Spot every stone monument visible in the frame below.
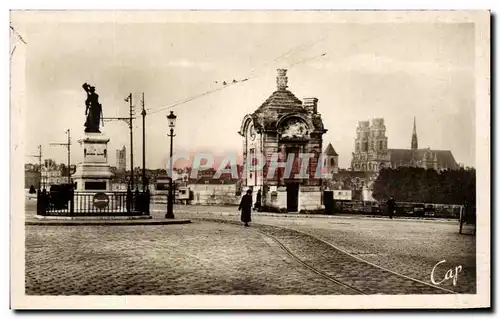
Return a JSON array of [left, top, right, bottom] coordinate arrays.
[[239, 69, 327, 213], [34, 83, 155, 219], [72, 83, 113, 191]]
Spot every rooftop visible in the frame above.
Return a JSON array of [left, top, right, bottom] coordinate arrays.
[[324, 143, 338, 156], [388, 149, 458, 170]]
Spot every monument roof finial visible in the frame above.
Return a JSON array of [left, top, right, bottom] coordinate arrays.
[[276, 69, 288, 91]]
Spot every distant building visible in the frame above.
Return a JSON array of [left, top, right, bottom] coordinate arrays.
[[25, 170, 40, 189], [323, 143, 339, 175], [351, 117, 458, 172], [116, 146, 126, 171], [25, 164, 40, 189], [40, 159, 65, 189], [198, 168, 217, 179], [324, 170, 377, 201], [188, 178, 242, 206]]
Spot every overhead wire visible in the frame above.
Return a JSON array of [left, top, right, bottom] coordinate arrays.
[[248, 34, 327, 76], [10, 24, 27, 62], [146, 53, 326, 116], [146, 35, 329, 116], [10, 25, 27, 44]]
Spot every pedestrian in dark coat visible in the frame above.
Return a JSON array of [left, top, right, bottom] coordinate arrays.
[[254, 189, 262, 212], [387, 196, 395, 219], [239, 189, 253, 226]]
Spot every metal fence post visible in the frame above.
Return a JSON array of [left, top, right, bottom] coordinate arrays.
[[126, 186, 132, 213], [134, 188, 139, 213], [36, 189, 40, 215], [69, 189, 74, 217], [40, 189, 48, 216], [459, 205, 463, 234], [145, 187, 150, 215]]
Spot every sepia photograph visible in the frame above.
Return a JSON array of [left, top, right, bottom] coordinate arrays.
[[9, 10, 490, 310]]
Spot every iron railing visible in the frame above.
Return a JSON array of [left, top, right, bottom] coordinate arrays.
[[331, 200, 466, 219], [36, 188, 150, 217]]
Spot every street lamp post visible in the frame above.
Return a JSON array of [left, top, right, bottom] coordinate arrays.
[[165, 111, 177, 219], [141, 93, 147, 191]]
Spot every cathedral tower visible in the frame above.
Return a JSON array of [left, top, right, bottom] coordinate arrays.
[[351, 119, 390, 172], [411, 116, 418, 150], [370, 118, 388, 154]]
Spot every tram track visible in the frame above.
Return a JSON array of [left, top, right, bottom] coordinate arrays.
[[256, 228, 367, 295], [191, 216, 459, 295], [279, 225, 459, 295], [265, 224, 458, 294]]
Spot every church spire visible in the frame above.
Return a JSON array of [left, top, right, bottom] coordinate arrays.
[[411, 116, 418, 150]]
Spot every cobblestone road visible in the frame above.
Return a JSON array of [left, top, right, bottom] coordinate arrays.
[[158, 205, 476, 294], [26, 222, 362, 295], [24, 200, 476, 295]]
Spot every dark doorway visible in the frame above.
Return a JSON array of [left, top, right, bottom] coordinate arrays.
[[286, 183, 299, 212], [323, 190, 334, 214]]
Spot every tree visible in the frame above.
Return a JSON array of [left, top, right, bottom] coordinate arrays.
[[372, 167, 476, 205]]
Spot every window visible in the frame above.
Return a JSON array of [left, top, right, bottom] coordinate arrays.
[[330, 158, 335, 166], [249, 148, 256, 168], [363, 141, 368, 152], [156, 182, 169, 190]]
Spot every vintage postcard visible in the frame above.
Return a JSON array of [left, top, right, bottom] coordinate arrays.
[[10, 10, 490, 309]]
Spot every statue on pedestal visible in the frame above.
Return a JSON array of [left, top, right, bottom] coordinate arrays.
[[82, 83, 103, 133]]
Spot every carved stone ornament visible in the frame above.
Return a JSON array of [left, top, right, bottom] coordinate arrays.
[[278, 118, 310, 140]]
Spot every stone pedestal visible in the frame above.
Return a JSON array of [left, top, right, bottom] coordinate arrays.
[[72, 133, 113, 191]]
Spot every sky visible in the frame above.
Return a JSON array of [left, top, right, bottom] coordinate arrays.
[[14, 13, 476, 170]]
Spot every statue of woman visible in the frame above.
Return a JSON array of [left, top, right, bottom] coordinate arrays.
[[82, 83, 102, 133]]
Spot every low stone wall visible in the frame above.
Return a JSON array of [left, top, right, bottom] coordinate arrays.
[[149, 183, 241, 206], [298, 187, 323, 211], [191, 190, 240, 206]]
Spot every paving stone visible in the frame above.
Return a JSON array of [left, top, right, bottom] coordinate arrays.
[[26, 222, 354, 295], [24, 201, 475, 295], [172, 208, 475, 294]]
